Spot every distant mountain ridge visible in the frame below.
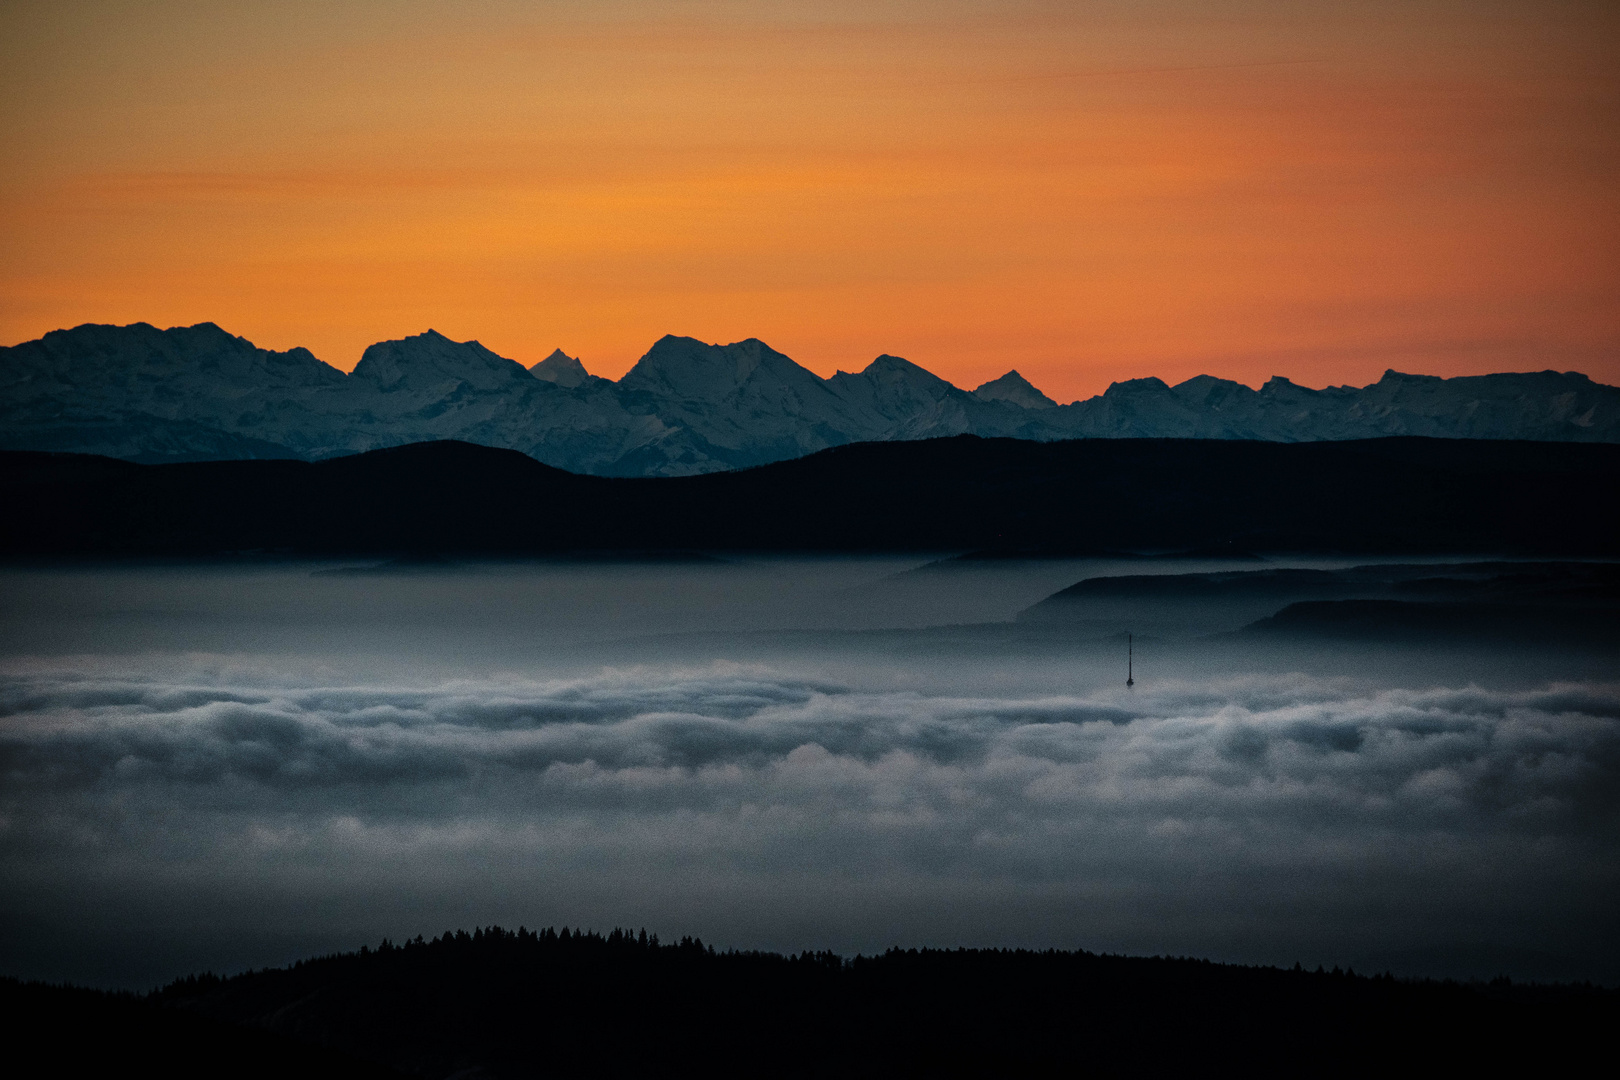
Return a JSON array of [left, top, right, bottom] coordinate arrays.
[[2, 321, 1616, 476]]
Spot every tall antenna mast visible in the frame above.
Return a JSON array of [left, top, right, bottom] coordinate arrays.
[[1126, 632, 1134, 689]]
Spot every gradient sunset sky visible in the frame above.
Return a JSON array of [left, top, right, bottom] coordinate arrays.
[[2, 0, 1615, 400]]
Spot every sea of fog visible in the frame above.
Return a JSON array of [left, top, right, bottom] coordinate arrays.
[[1, 555, 1616, 988]]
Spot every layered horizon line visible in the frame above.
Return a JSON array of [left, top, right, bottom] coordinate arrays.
[[5, 318, 1617, 476], [22, 319, 1612, 407]]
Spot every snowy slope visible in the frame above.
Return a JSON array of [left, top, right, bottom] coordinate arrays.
[[0, 322, 346, 460], [3, 321, 1617, 475], [529, 349, 595, 388]]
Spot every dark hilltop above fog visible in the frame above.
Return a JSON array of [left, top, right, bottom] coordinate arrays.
[[2, 321, 1617, 476], [1020, 560, 1620, 646]]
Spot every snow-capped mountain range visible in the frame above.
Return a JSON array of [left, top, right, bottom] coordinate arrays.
[[2, 321, 1616, 475]]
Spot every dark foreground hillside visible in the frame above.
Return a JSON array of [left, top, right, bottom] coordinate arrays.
[[0, 978, 407, 1078], [16, 928, 1611, 1078], [3, 435, 1618, 556]]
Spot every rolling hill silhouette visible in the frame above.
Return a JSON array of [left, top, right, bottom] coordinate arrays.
[[3, 435, 1616, 557]]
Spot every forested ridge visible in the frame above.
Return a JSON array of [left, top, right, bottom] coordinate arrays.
[[11, 926, 1613, 1077]]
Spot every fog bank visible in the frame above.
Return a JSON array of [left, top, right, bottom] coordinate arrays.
[[1, 560, 1615, 987]]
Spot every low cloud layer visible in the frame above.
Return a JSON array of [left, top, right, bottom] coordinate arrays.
[[4, 659, 1617, 984], [5, 664, 1617, 824]]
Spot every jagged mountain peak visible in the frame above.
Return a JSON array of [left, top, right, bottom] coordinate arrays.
[[43, 320, 241, 355], [165, 320, 230, 339], [7, 320, 344, 388], [1169, 375, 1257, 408], [1103, 376, 1173, 396], [1376, 369, 1443, 386], [530, 348, 591, 388], [1379, 368, 1593, 391], [1173, 374, 1241, 391], [973, 370, 1057, 409], [1258, 376, 1325, 400], [351, 330, 531, 392], [5, 320, 1619, 474], [619, 335, 815, 400], [860, 354, 955, 390]]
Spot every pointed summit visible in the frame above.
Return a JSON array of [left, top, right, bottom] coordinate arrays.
[[530, 348, 591, 388], [824, 354, 976, 435], [858, 355, 957, 395], [973, 370, 1057, 409]]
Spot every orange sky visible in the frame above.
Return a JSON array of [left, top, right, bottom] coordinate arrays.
[[1, 0, 1616, 401]]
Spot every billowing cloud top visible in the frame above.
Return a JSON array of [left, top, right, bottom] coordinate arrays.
[[4, 659, 1617, 984]]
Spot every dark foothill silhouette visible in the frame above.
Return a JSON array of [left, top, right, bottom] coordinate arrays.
[[2, 435, 1617, 558], [12, 927, 1609, 1078]]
